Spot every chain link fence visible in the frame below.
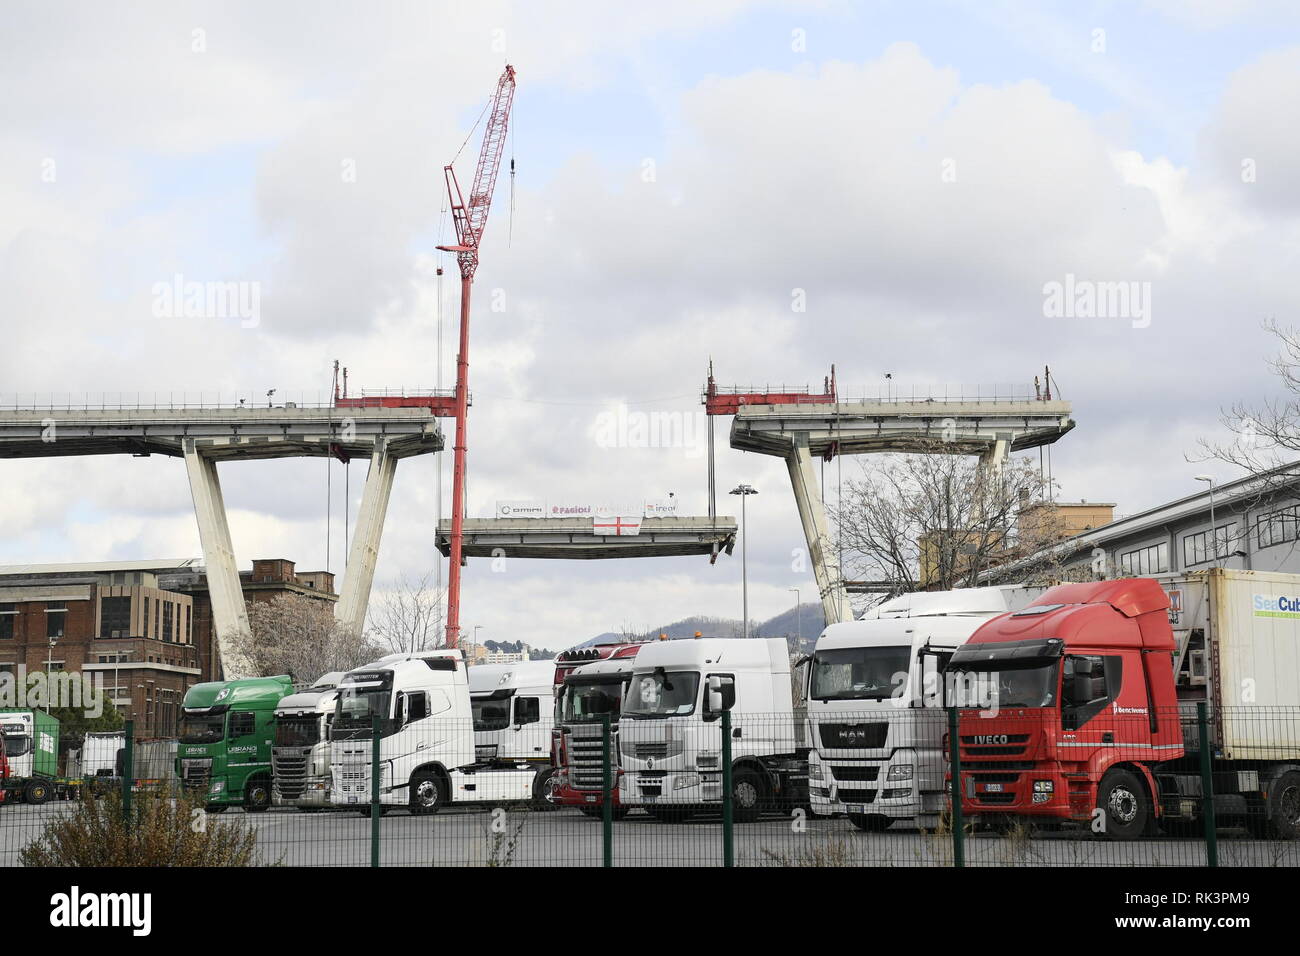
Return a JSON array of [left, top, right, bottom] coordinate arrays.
[[3, 707, 1298, 867]]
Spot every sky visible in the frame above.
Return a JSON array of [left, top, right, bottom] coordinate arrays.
[[3, 0, 1300, 651]]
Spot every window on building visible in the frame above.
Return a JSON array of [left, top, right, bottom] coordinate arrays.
[[1256, 505, 1300, 549], [100, 596, 131, 638], [163, 602, 174, 642], [0, 603, 14, 640], [143, 597, 150, 637], [154, 600, 160, 639], [1119, 542, 1169, 575], [185, 605, 191, 643], [46, 603, 66, 639], [1183, 523, 1238, 567]]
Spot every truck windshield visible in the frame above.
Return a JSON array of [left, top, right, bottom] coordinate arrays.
[[810, 646, 909, 701], [623, 672, 701, 718], [334, 686, 391, 730], [951, 662, 1059, 709], [274, 716, 320, 747], [562, 680, 623, 721], [472, 699, 511, 732], [179, 716, 224, 744], [3, 734, 31, 757]]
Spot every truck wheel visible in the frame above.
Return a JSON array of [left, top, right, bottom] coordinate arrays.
[[409, 771, 445, 815], [1260, 771, 1300, 840], [243, 778, 272, 812], [24, 780, 52, 805], [731, 770, 766, 823], [532, 768, 559, 811], [1096, 769, 1149, 841], [848, 813, 892, 832], [647, 806, 692, 823]]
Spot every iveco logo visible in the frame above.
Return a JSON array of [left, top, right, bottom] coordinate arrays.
[[972, 735, 1009, 745]]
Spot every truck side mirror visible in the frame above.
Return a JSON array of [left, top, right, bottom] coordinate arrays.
[[706, 675, 736, 716]]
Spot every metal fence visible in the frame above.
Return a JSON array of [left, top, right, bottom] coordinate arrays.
[[4, 707, 1299, 867]]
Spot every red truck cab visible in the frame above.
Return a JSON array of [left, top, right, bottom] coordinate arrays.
[[550, 642, 646, 815], [946, 578, 1183, 839]]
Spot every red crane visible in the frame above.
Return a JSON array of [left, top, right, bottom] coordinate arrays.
[[437, 64, 517, 649]]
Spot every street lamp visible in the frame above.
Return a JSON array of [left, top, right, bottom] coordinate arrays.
[[730, 484, 758, 639], [788, 587, 801, 647], [1194, 475, 1218, 564]]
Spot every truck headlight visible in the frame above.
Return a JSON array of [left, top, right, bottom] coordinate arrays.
[[673, 772, 700, 791], [209, 780, 225, 794], [887, 764, 913, 781], [809, 763, 824, 781], [1033, 780, 1053, 793]]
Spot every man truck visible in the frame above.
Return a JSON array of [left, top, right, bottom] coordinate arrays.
[[551, 644, 644, 816], [618, 636, 807, 823], [177, 675, 294, 812], [329, 650, 539, 814], [947, 570, 1300, 840], [808, 586, 1038, 832], [271, 672, 343, 810]]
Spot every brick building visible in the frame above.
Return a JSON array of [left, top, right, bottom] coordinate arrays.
[[0, 557, 337, 737]]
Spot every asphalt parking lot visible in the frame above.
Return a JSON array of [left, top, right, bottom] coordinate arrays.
[[2, 800, 1296, 867]]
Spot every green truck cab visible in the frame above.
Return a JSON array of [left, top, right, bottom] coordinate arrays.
[[177, 676, 293, 812]]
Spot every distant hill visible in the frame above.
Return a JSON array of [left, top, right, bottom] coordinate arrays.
[[575, 603, 826, 655]]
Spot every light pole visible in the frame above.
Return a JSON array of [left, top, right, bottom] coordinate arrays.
[[1195, 475, 1218, 565], [788, 587, 801, 648], [730, 484, 758, 638]]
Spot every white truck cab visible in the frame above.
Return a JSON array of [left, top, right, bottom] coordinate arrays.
[[468, 661, 556, 766], [272, 671, 343, 809], [617, 637, 806, 823], [329, 651, 537, 813], [807, 585, 1039, 831]]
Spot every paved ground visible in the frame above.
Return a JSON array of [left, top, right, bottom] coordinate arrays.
[[2, 801, 1296, 867]]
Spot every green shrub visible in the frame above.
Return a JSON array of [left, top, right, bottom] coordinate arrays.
[[20, 787, 271, 867]]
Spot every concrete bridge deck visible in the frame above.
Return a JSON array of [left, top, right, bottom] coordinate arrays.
[[729, 399, 1074, 457], [0, 406, 441, 460], [436, 516, 737, 560]]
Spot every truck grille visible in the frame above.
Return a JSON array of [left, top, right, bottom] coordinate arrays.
[[960, 734, 1030, 757], [180, 758, 211, 792], [566, 727, 613, 791], [818, 722, 888, 749], [835, 788, 877, 804], [830, 765, 879, 782], [272, 748, 309, 799]]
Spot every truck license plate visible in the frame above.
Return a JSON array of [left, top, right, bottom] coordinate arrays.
[[348, 796, 358, 804], [585, 795, 596, 803], [846, 804, 865, 814], [984, 783, 1003, 793]]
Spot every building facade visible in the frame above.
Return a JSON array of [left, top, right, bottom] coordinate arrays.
[[0, 556, 337, 737], [988, 466, 1300, 584]]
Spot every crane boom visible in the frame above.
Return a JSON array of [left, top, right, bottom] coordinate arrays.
[[438, 64, 517, 649]]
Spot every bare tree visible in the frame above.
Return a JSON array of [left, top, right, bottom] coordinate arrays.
[[1201, 319, 1300, 500], [238, 594, 384, 683], [368, 571, 446, 655], [832, 448, 1068, 596]]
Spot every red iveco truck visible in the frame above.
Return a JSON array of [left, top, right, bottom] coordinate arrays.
[[550, 641, 646, 815], [946, 573, 1300, 840]]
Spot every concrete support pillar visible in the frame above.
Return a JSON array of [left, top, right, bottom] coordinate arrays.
[[337, 443, 397, 639], [786, 435, 849, 626], [183, 442, 254, 680], [977, 437, 1009, 480]]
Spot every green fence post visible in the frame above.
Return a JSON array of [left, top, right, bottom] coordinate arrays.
[[1197, 702, 1218, 867], [121, 719, 134, 830], [721, 708, 734, 868], [371, 715, 381, 868], [947, 707, 964, 868], [601, 714, 613, 868]]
